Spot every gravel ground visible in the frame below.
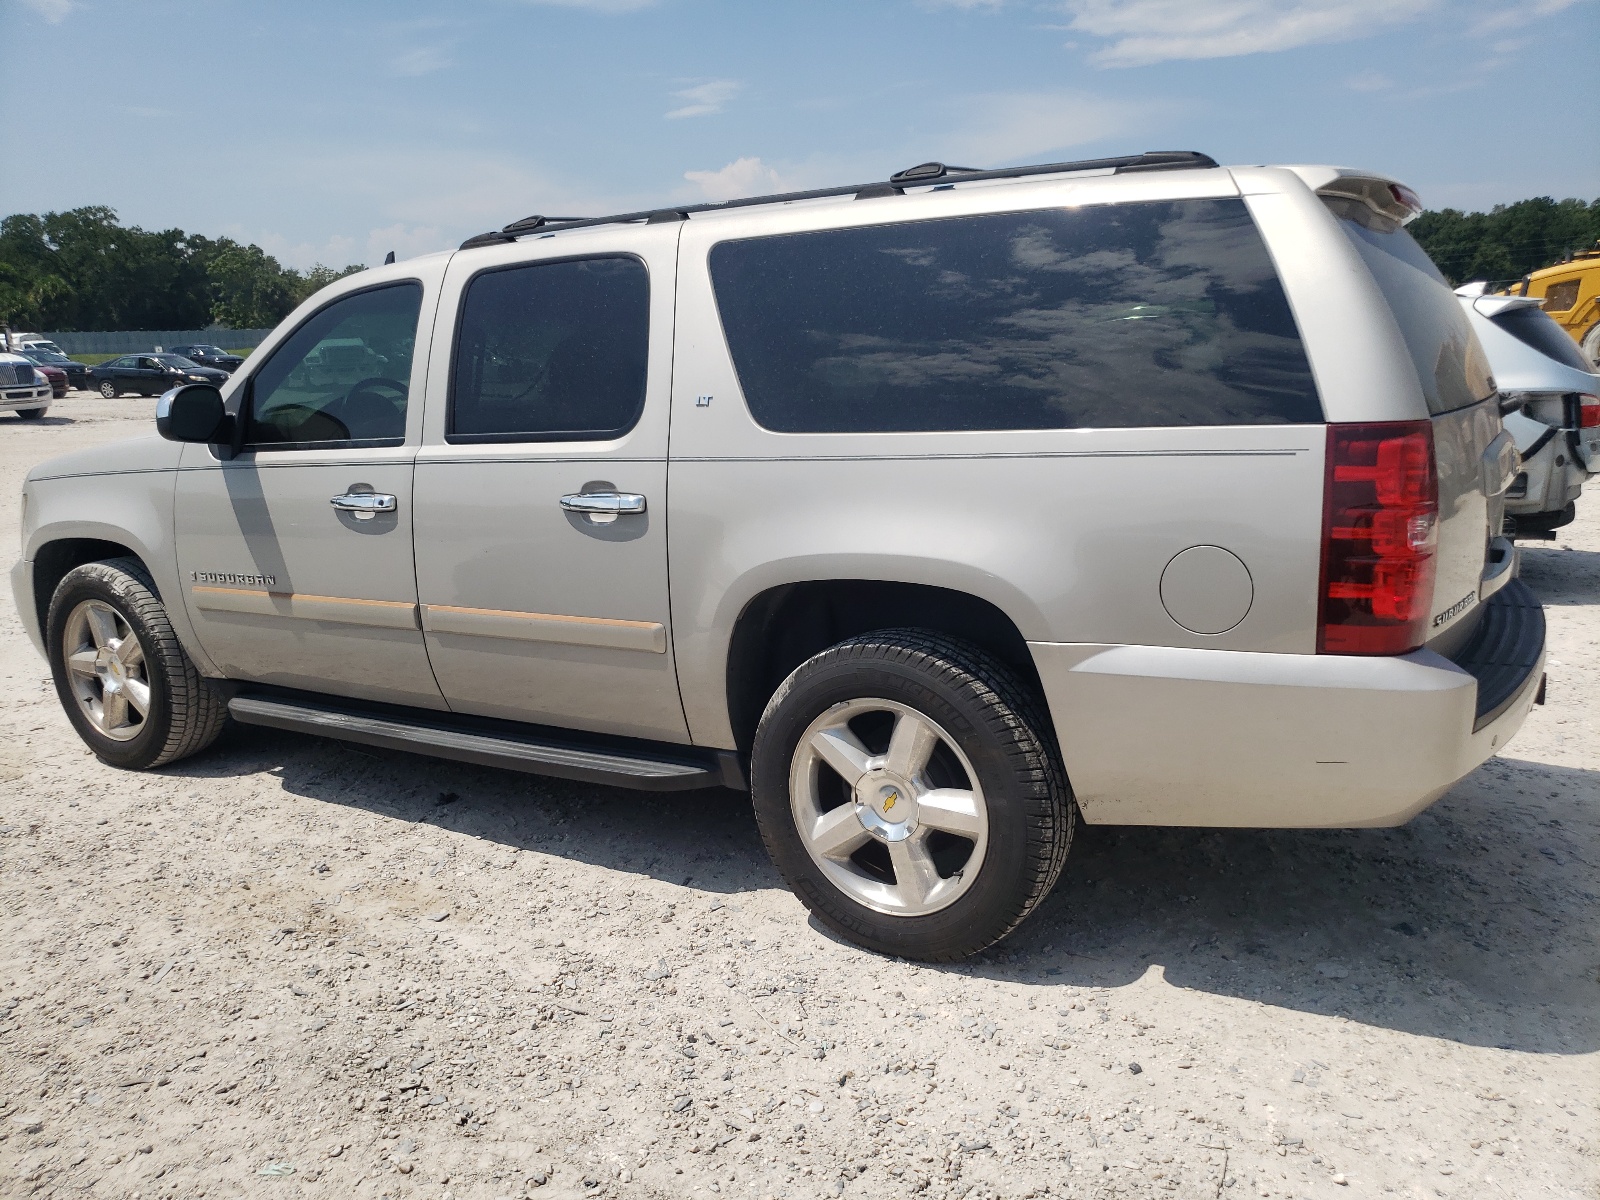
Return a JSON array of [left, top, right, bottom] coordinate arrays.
[[0, 393, 1595, 1200]]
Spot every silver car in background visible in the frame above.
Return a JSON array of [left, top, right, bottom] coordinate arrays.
[[1457, 285, 1600, 537]]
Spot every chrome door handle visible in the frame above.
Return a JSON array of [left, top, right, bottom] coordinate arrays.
[[560, 491, 646, 524], [330, 492, 397, 520]]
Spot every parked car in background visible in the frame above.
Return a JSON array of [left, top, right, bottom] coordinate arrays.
[[1508, 243, 1600, 366], [166, 344, 246, 373], [30, 362, 67, 399], [87, 354, 230, 398], [2, 333, 67, 356], [1458, 284, 1600, 537], [0, 353, 51, 419], [18, 349, 89, 392]]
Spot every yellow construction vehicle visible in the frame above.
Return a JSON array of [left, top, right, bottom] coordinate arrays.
[[1511, 244, 1600, 366]]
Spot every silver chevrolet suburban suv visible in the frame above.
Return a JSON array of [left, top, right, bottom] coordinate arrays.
[[12, 152, 1547, 961]]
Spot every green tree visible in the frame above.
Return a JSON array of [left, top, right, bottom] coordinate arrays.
[[0, 206, 365, 331], [1411, 197, 1600, 285]]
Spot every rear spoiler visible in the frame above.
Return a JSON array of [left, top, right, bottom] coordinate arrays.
[[1453, 285, 1546, 318], [1282, 166, 1424, 226]]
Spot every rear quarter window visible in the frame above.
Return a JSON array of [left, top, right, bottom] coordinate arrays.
[[1326, 197, 1495, 415], [708, 197, 1322, 433]]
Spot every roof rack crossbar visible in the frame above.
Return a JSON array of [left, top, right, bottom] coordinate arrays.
[[458, 150, 1218, 249]]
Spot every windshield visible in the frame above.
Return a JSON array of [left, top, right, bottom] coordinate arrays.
[[1490, 307, 1596, 374], [29, 350, 71, 363], [192, 345, 227, 356], [153, 354, 202, 368]]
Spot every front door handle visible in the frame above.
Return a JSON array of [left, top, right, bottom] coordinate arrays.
[[560, 491, 646, 525], [331, 492, 397, 520]]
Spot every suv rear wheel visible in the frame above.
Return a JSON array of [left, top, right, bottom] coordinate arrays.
[[751, 630, 1073, 961], [47, 558, 229, 770]]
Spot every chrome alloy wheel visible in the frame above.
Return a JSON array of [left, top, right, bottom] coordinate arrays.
[[789, 698, 989, 917], [62, 599, 150, 742]]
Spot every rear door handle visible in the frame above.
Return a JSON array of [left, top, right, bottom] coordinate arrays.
[[560, 491, 646, 524], [331, 492, 397, 520]]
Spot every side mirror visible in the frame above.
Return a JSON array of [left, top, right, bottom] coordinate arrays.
[[156, 384, 228, 443]]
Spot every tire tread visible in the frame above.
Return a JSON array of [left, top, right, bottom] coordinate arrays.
[[753, 628, 1074, 961]]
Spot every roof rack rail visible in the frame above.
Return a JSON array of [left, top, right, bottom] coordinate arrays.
[[459, 150, 1218, 249]]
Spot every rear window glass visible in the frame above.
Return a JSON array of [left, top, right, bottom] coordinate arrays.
[[1327, 198, 1495, 415], [1491, 305, 1594, 373], [708, 198, 1322, 433]]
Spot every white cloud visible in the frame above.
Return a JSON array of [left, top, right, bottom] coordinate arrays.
[[1470, 0, 1586, 34], [240, 231, 361, 273], [1061, 0, 1440, 67], [364, 224, 449, 266], [938, 89, 1158, 165], [665, 80, 742, 120], [683, 157, 789, 201], [17, 0, 73, 20], [390, 46, 454, 76]]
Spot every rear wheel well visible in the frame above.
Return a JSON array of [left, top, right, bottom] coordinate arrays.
[[32, 539, 145, 632], [725, 580, 1042, 755]]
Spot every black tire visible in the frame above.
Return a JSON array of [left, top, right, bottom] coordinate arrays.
[[46, 557, 229, 770], [16, 407, 46, 420], [98, 379, 118, 398], [750, 629, 1073, 961]]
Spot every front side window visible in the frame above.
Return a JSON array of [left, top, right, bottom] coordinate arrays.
[[246, 282, 422, 447], [708, 198, 1321, 433], [449, 256, 650, 443]]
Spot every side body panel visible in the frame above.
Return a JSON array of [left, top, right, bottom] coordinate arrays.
[[171, 258, 451, 709], [668, 169, 1334, 751], [411, 225, 690, 742], [18, 435, 217, 674]]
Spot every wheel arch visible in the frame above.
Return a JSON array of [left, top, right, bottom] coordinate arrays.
[[724, 578, 1044, 757], [32, 537, 149, 634]]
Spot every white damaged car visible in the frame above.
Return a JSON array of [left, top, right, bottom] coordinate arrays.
[[1457, 284, 1600, 538]]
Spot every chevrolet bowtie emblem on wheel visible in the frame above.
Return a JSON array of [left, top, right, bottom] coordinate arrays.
[[883, 790, 898, 811]]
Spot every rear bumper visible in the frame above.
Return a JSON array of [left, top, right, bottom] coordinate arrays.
[[1030, 585, 1545, 828]]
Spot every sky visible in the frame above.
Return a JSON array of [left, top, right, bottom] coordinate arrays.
[[1, 0, 1596, 270]]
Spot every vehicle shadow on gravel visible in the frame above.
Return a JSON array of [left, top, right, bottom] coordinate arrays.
[[1519, 543, 1600, 604], [175, 723, 778, 892], [976, 756, 1598, 1056], [174, 726, 1596, 1056]]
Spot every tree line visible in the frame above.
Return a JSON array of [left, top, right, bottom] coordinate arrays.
[[2, 193, 1597, 333], [0, 206, 364, 332], [1409, 195, 1600, 287]]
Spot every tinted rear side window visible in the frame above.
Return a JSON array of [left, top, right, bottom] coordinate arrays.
[[1327, 198, 1495, 415], [1490, 306, 1594, 372], [449, 256, 649, 444], [708, 198, 1321, 433]]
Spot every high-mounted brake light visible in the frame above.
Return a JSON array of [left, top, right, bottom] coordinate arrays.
[[1579, 393, 1600, 429], [1318, 421, 1439, 655], [1388, 182, 1423, 216]]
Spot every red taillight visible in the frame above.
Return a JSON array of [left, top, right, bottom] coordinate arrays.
[[1318, 421, 1439, 655], [1579, 394, 1600, 429]]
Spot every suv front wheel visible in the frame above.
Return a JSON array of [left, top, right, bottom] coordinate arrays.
[[47, 558, 229, 770], [751, 630, 1073, 961]]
